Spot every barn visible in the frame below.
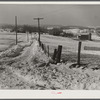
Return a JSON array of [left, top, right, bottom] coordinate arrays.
[[77, 33, 91, 40]]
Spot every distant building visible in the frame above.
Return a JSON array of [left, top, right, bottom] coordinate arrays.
[[62, 28, 91, 40], [79, 29, 89, 33], [62, 28, 80, 35], [47, 27, 54, 30], [77, 33, 91, 40], [5, 28, 12, 32], [0, 29, 4, 32]]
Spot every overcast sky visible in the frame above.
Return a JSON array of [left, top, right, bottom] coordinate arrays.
[[0, 4, 100, 27]]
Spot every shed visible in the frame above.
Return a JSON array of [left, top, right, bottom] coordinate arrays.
[[77, 33, 91, 40]]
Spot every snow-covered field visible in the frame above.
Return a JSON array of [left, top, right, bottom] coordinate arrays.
[[40, 34, 100, 70], [41, 34, 100, 55], [0, 32, 100, 89], [0, 32, 34, 52]]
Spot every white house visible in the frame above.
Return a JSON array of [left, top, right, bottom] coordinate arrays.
[[62, 28, 80, 35], [47, 27, 54, 30]]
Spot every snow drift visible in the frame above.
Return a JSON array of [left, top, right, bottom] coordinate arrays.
[[0, 39, 100, 89]]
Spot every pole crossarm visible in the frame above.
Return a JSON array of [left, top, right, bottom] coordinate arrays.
[[34, 18, 44, 20]]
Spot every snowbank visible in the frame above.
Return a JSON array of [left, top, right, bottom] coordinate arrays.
[[0, 39, 100, 90]]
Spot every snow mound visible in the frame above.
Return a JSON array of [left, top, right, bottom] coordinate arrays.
[[1, 39, 100, 90], [0, 41, 32, 59]]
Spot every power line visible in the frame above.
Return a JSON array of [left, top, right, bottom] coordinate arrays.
[[34, 18, 43, 42]]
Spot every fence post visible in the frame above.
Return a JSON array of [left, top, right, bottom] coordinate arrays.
[[47, 45, 49, 57], [52, 49, 57, 61], [30, 33, 32, 40], [56, 45, 62, 63], [42, 43, 44, 50], [31, 33, 32, 40], [44, 44, 46, 54], [26, 32, 29, 42], [39, 41, 42, 46], [77, 41, 82, 66]]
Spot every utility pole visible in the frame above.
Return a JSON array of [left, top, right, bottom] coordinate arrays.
[[34, 18, 43, 42], [15, 16, 18, 45]]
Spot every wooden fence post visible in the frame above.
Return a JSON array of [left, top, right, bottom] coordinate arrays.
[[26, 32, 29, 42], [52, 49, 57, 61], [42, 43, 44, 50], [39, 41, 42, 46], [89, 33, 92, 41], [56, 45, 62, 63], [77, 41, 82, 66], [31, 33, 32, 40], [44, 44, 46, 54], [47, 45, 49, 57]]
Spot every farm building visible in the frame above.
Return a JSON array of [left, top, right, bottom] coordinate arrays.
[[79, 29, 89, 33], [77, 29, 92, 40], [62, 28, 91, 40], [77, 33, 92, 40], [47, 27, 54, 30]]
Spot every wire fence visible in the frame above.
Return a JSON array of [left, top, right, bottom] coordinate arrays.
[[1, 32, 100, 66], [40, 35, 100, 67]]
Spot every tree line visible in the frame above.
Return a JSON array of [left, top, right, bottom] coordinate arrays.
[[0, 24, 75, 37], [0, 24, 48, 33]]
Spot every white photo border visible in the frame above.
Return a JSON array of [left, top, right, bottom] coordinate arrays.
[[0, 1, 100, 99]]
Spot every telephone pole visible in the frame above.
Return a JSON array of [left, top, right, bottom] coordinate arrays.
[[34, 18, 43, 42], [15, 16, 18, 45]]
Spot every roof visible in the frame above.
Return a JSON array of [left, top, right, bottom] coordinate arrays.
[[75, 32, 89, 36]]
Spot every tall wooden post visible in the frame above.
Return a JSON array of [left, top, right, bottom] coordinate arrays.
[[39, 41, 42, 46], [44, 44, 46, 54], [56, 45, 62, 63], [31, 33, 32, 40], [77, 41, 82, 66], [26, 32, 29, 42], [89, 33, 92, 41], [47, 45, 49, 57], [52, 49, 57, 61], [42, 43, 44, 50]]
